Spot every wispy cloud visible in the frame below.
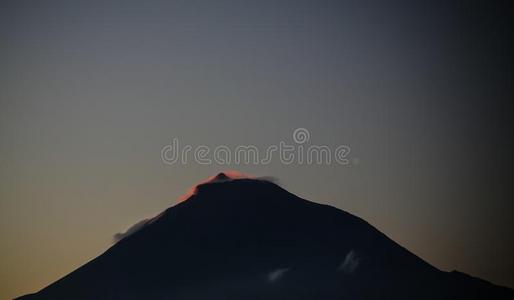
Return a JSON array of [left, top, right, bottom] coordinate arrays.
[[267, 268, 289, 283], [339, 250, 359, 274], [113, 219, 149, 243]]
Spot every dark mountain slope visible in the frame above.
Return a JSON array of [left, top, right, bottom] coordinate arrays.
[[16, 174, 513, 300]]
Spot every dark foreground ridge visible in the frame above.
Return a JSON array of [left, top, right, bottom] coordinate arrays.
[[16, 173, 513, 300]]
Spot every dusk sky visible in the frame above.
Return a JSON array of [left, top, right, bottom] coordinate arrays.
[[1, 1, 512, 299]]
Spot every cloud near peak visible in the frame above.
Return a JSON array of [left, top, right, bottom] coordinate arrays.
[[113, 219, 150, 243]]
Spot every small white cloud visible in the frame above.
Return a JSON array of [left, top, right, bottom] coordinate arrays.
[[113, 219, 149, 243], [339, 250, 359, 274], [267, 268, 289, 283]]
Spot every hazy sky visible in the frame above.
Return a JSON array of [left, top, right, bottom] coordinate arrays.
[[1, 1, 512, 299]]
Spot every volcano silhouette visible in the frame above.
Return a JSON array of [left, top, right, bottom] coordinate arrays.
[[16, 173, 513, 299]]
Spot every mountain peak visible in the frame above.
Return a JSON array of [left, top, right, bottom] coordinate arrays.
[[180, 171, 269, 202], [213, 172, 230, 181], [15, 173, 514, 300]]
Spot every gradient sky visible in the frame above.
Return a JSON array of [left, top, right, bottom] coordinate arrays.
[[1, 0, 513, 299]]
